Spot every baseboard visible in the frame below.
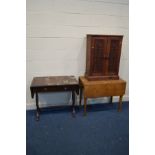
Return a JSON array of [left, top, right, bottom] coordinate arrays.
[[112, 95, 129, 102], [26, 95, 129, 110], [26, 102, 71, 110]]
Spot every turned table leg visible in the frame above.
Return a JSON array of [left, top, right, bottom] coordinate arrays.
[[109, 96, 113, 104], [118, 95, 123, 112], [72, 91, 76, 117], [79, 78, 83, 107], [36, 92, 40, 121]]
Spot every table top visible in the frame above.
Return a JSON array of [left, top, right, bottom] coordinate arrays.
[[31, 76, 78, 87], [79, 76, 126, 85]]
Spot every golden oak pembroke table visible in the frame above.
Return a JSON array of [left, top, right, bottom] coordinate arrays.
[[79, 76, 126, 115]]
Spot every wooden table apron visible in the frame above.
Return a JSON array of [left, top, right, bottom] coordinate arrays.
[[30, 77, 79, 121]]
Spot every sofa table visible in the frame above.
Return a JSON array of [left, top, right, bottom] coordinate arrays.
[[79, 76, 126, 115], [30, 76, 79, 121]]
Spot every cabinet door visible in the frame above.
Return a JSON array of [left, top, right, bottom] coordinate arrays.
[[90, 36, 107, 76], [107, 36, 123, 76]]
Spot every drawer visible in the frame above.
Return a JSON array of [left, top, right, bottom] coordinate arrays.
[[31, 85, 78, 93]]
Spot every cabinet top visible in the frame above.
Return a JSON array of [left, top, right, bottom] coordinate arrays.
[[87, 34, 123, 37]]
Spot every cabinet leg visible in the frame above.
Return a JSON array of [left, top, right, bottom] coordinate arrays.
[[72, 91, 76, 117], [36, 93, 40, 121], [84, 97, 87, 116], [118, 95, 123, 112]]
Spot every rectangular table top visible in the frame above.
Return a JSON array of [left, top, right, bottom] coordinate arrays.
[[79, 76, 126, 97], [31, 76, 78, 87], [79, 76, 126, 86]]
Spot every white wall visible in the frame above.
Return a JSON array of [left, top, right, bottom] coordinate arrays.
[[26, 0, 129, 109]]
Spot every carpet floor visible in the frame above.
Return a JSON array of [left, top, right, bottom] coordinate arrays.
[[26, 102, 129, 155]]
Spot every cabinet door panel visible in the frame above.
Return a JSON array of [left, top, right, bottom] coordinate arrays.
[[90, 37, 107, 76], [108, 37, 122, 76]]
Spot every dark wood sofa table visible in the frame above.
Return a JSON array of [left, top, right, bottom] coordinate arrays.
[[30, 76, 79, 121]]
